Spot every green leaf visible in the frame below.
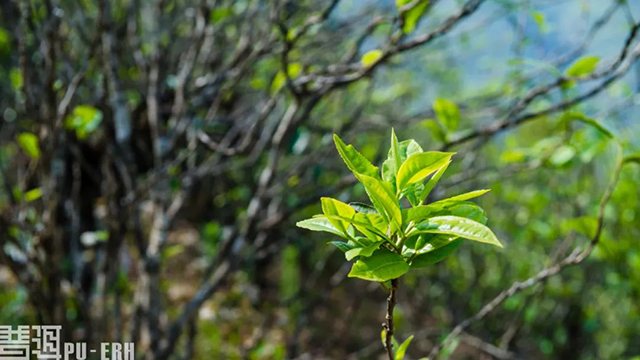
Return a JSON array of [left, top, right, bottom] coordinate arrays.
[[0, 28, 11, 54], [623, 153, 640, 165], [404, 204, 444, 225], [65, 105, 103, 139], [397, 0, 429, 34], [562, 216, 598, 238], [17, 133, 41, 159], [411, 239, 462, 268], [396, 152, 453, 193], [419, 159, 451, 202], [562, 112, 613, 139], [566, 56, 599, 77], [296, 216, 347, 238], [361, 49, 383, 68], [422, 119, 447, 142], [406, 202, 487, 230], [532, 11, 548, 33], [333, 134, 380, 179], [383, 139, 424, 184], [399, 140, 424, 158], [321, 197, 356, 236], [271, 62, 303, 94], [325, 213, 388, 241], [446, 202, 488, 224], [330, 240, 359, 253], [395, 335, 415, 360], [382, 158, 396, 183], [345, 241, 384, 261], [163, 244, 185, 258], [390, 129, 403, 177], [356, 174, 402, 233], [9, 68, 22, 90], [432, 189, 490, 205], [348, 249, 410, 282], [210, 7, 233, 22], [24, 188, 43, 202], [401, 182, 424, 207], [550, 145, 576, 166], [349, 202, 378, 214], [433, 98, 460, 131], [353, 213, 389, 239], [415, 216, 502, 247]]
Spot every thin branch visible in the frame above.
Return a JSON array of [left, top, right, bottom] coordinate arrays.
[[444, 30, 640, 150], [428, 146, 626, 359], [384, 278, 399, 360]]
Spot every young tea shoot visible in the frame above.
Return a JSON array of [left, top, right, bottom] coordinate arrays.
[[297, 129, 503, 359]]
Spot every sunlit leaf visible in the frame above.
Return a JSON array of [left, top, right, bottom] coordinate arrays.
[[361, 49, 383, 68], [566, 56, 599, 77], [432, 189, 490, 205], [396, 152, 453, 193], [296, 216, 347, 238], [383, 138, 424, 184], [24, 188, 43, 202], [397, 0, 429, 34], [65, 105, 103, 139], [532, 11, 548, 33], [333, 134, 380, 179], [17, 133, 41, 159], [356, 174, 402, 233], [419, 160, 451, 202], [390, 129, 403, 177], [271, 62, 303, 94], [325, 213, 388, 240], [321, 197, 356, 236], [404, 204, 444, 225], [415, 216, 502, 247], [348, 249, 410, 282], [395, 335, 414, 360]]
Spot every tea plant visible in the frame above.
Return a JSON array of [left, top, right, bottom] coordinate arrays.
[[297, 130, 502, 359]]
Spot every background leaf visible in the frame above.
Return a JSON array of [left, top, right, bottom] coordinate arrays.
[[566, 56, 599, 77], [433, 98, 460, 132], [16, 133, 41, 159], [361, 49, 383, 68]]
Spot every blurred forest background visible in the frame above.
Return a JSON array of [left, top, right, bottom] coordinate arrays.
[[1, 0, 640, 359]]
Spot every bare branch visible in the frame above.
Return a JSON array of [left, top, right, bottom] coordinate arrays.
[[428, 146, 626, 359]]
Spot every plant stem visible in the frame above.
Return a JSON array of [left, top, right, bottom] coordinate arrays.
[[385, 278, 399, 360]]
